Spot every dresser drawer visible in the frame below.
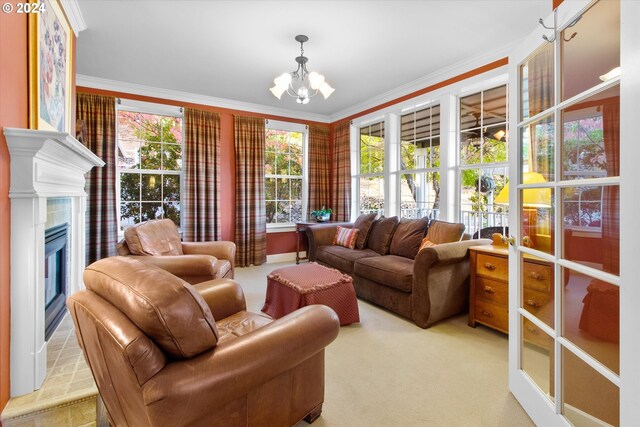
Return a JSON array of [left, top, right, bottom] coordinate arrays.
[[522, 288, 553, 325], [476, 253, 508, 281], [474, 299, 508, 333], [523, 318, 552, 349], [523, 261, 552, 292], [475, 277, 508, 306]]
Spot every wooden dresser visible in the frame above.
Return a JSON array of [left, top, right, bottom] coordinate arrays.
[[468, 245, 553, 347]]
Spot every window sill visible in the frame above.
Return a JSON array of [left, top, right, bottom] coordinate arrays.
[[267, 225, 296, 233]]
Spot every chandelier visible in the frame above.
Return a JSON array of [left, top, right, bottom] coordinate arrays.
[[269, 35, 335, 104]]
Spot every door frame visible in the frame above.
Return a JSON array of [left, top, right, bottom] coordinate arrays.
[[506, 0, 637, 424]]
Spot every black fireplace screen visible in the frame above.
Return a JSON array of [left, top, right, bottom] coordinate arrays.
[[44, 223, 69, 340]]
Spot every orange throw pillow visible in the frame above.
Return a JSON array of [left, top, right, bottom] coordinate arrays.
[[333, 226, 359, 249], [418, 237, 437, 251]]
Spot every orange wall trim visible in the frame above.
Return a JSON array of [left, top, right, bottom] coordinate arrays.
[[553, 0, 564, 10], [335, 57, 509, 126]]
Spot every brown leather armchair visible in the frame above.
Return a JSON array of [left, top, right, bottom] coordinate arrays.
[[68, 256, 340, 427], [116, 219, 236, 283]]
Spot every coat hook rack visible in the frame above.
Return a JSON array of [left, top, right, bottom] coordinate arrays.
[[539, 17, 556, 43], [539, 14, 580, 44]]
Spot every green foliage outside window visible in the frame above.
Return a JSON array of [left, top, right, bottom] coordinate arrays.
[[118, 111, 182, 230]]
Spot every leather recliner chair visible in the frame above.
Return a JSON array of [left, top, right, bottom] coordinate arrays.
[[116, 218, 236, 283], [68, 256, 340, 427]]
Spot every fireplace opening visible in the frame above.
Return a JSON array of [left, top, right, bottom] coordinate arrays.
[[45, 223, 69, 340]]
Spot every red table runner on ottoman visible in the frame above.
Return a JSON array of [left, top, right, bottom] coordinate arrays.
[[262, 262, 360, 326]]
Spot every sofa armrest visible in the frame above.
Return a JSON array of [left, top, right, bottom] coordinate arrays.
[[306, 223, 352, 261], [411, 238, 492, 328], [142, 305, 340, 426], [182, 241, 236, 276], [127, 255, 217, 277], [193, 279, 247, 320]]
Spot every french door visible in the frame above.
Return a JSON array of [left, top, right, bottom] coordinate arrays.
[[507, 0, 638, 425]]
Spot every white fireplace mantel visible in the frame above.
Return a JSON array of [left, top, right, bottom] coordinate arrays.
[[4, 128, 104, 396]]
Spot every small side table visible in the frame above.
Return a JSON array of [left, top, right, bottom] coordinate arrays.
[[295, 221, 317, 264]]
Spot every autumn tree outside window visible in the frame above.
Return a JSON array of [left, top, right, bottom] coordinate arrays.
[[116, 104, 183, 233]]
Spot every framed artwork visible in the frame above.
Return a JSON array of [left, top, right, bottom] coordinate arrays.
[[29, 0, 73, 133]]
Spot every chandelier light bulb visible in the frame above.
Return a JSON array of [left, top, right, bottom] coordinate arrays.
[[308, 71, 325, 90], [319, 82, 335, 99]]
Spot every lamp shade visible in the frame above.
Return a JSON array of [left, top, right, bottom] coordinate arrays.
[[319, 82, 335, 99], [494, 172, 551, 207], [308, 72, 325, 90]]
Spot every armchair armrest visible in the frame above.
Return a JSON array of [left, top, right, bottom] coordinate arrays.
[[306, 223, 352, 261], [193, 279, 247, 320], [127, 255, 217, 277], [142, 305, 340, 426], [182, 241, 236, 275], [412, 238, 492, 328]]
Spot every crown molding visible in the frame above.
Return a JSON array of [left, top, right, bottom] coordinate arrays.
[[76, 75, 332, 123], [328, 39, 522, 123], [60, 0, 87, 36]]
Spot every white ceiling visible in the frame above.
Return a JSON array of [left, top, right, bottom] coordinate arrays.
[[75, 0, 551, 118]]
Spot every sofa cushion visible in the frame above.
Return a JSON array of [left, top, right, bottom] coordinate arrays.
[[316, 245, 379, 274], [389, 217, 430, 259], [353, 213, 378, 249], [354, 255, 414, 292], [333, 226, 359, 249], [83, 256, 219, 360], [425, 220, 465, 245], [124, 219, 183, 256], [367, 216, 399, 255]]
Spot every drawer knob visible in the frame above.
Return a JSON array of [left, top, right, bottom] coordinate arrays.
[[484, 263, 497, 271], [525, 299, 542, 308], [529, 271, 544, 281], [483, 286, 496, 294], [481, 310, 493, 318], [526, 325, 540, 335]]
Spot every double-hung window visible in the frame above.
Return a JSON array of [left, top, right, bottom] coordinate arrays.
[[458, 85, 509, 237], [357, 121, 385, 216], [265, 121, 307, 227], [399, 105, 441, 219], [116, 104, 183, 232]]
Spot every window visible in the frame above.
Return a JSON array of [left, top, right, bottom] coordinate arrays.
[[399, 105, 441, 219], [116, 109, 183, 232], [357, 121, 385, 215], [459, 85, 508, 237], [265, 124, 306, 226]]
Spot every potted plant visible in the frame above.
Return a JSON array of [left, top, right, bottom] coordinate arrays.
[[311, 206, 333, 222]]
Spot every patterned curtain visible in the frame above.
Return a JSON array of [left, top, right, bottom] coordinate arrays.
[[183, 108, 221, 241], [332, 121, 351, 221], [234, 116, 267, 267], [308, 125, 331, 215], [602, 99, 620, 275], [76, 93, 118, 264], [527, 44, 554, 180]]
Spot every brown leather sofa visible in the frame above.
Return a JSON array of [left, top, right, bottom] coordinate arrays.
[[307, 216, 491, 328], [116, 219, 236, 283], [68, 256, 340, 427]]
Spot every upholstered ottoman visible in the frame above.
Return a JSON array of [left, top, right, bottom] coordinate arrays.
[[262, 262, 360, 326]]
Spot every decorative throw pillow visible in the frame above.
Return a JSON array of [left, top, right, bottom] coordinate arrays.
[[389, 217, 430, 259], [419, 237, 437, 251], [333, 226, 359, 249], [366, 216, 400, 255], [353, 213, 378, 249], [425, 220, 465, 245]]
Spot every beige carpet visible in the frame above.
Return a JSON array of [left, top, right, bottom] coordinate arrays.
[[235, 262, 534, 427]]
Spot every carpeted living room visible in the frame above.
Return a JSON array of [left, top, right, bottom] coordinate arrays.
[[0, 0, 636, 426]]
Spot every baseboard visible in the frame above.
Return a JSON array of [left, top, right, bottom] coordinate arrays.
[[266, 252, 305, 264]]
